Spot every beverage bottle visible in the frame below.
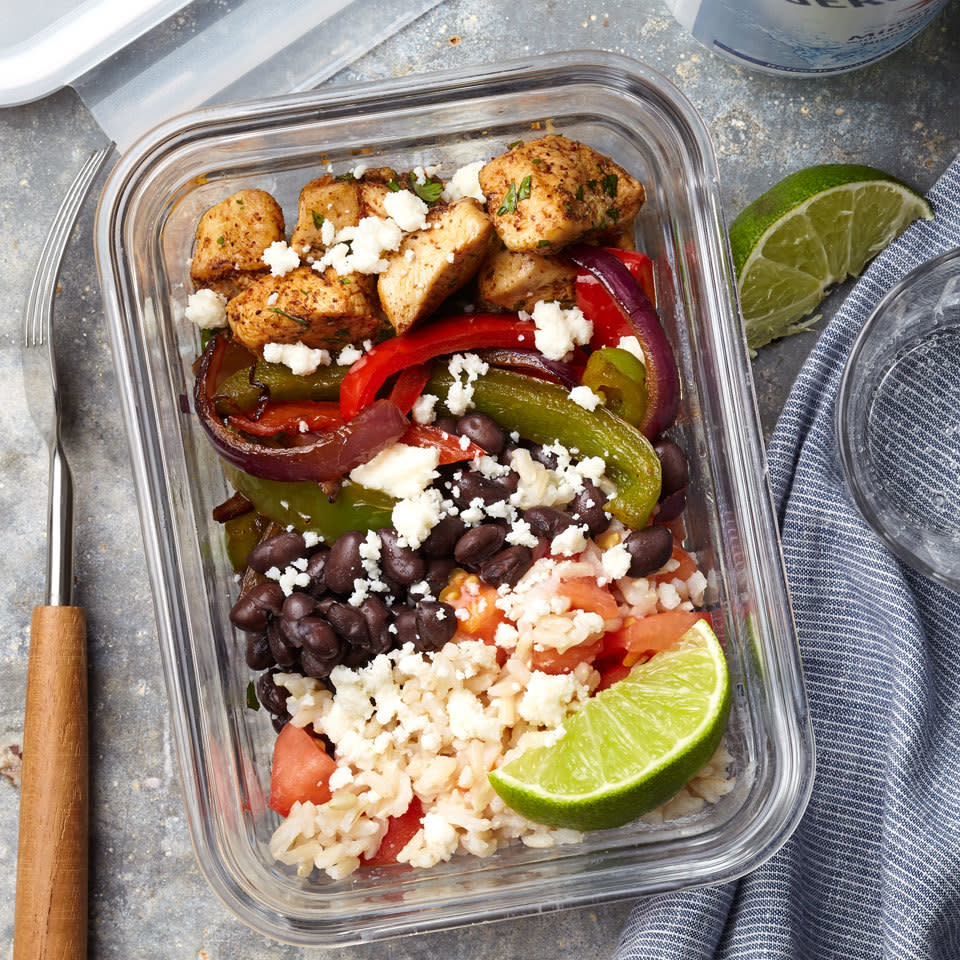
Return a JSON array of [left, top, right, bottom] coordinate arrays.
[[666, 0, 952, 76]]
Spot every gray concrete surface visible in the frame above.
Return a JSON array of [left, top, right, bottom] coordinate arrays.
[[0, 1, 957, 957]]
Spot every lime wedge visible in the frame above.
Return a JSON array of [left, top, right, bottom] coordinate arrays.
[[730, 164, 933, 350], [489, 619, 731, 831]]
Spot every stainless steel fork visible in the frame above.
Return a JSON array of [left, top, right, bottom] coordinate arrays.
[[15, 145, 113, 960]]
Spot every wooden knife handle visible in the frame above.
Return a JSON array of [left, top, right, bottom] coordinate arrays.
[[14, 606, 88, 960]]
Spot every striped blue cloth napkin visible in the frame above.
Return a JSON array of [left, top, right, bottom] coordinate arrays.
[[616, 155, 960, 960]]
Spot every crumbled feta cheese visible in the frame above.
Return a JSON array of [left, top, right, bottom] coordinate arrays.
[[404, 248, 416, 261], [411, 393, 438, 425], [618, 335, 646, 364], [530, 301, 593, 360], [261, 240, 300, 277], [320, 219, 336, 246], [266, 291, 279, 306], [601, 542, 632, 581], [262, 341, 331, 376], [313, 216, 403, 275], [506, 518, 539, 549], [184, 288, 227, 329], [351, 163, 368, 179], [349, 443, 440, 499], [446, 252, 456, 263], [577, 456, 607, 483], [518, 672, 579, 728], [550, 524, 588, 557], [446, 352, 489, 415], [278, 566, 311, 596], [474, 455, 510, 479], [459, 497, 486, 525], [383, 189, 429, 232], [458, 434, 471, 450], [568, 385, 603, 411], [392, 487, 445, 548], [303, 531, 323, 548], [336, 344, 363, 366], [441, 161, 486, 203]]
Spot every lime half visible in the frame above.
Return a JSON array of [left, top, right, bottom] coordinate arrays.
[[489, 620, 731, 831], [730, 164, 933, 350]]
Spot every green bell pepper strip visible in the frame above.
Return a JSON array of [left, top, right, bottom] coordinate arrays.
[[215, 362, 347, 416], [426, 366, 661, 529], [223, 511, 267, 572], [221, 463, 395, 543], [581, 347, 648, 429]]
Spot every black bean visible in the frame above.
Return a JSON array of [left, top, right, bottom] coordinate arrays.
[[456, 412, 505, 455], [479, 545, 534, 588], [359, 597, 393, 657], [415, 601, 458, 651], [569, 480, 611, 537], [523, 506, 573, 539], [392, 606, 420, 647], [282, 593, 316, 621], [495, 471, 519, 495], [245, 633, 273, 670], [624, 525, 674, 578], [229, 581, 285, 632], [422, 514, 467, 558], [325, 602, 370, 646], [656, 488, 687, 523], [424, 557, 457, 596], [528, 444, 559, 469], [257, 670, 288, 715], [267, 621, 299, 666], [299, 618, 343, 677], [451, 472, 508, 509], [247, 531, 307, 573], [434, 416, 460, 436], [271, 711, 291, 734], [325, 530, 366, 595], [654, 439, 689, 499], [454, 524, 506, 566], [305, 548, 330, 595], [378, 527, 427, 585]]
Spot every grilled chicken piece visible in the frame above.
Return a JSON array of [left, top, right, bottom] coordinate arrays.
[[290, 176, 361, 258], [190, 189, 284, 299], [226, 265, 381, 355], [477, 248, 578, 312], [479, 136, 645, 254], [377, 199, 494, 335]]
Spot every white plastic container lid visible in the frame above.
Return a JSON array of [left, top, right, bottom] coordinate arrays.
[[1, 0, 441, 151]]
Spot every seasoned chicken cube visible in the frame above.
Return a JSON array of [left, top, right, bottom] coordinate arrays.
[[355, 168, 405, 219], [479, 136, 645, 254], [290, 176, 360, 257], [377, 199, 494, 335], [190, 189, 284, 299], [477, 248, 577, 312], [225, 265, 381, 355]]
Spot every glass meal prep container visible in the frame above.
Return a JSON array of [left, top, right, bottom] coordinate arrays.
[[94, 51, 814, 946]]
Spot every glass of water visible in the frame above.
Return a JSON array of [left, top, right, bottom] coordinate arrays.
[[837, 246, 960, 591]]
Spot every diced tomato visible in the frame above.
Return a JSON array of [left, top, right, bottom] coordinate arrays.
[[439, 572, 505, 644], [531, 637, 604, 674], [596, 662, 631, 691], [388, 363, 431, 414], [401, 424, 486, 464], [557, 578, 620, 621], [227, 400, 343, 437], [601, 610, 709, 669], [362, 797, 425, 866], [651, 542, 698, 584], [268, 723, 337, 817], [576, 249, 656, 348]]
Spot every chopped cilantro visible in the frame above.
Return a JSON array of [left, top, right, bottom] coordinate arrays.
[[235, 197, 245, 206], [216, 235, 225, 246], [537, 239, 551, 248], [385, 178, 401, 192], [531, 157, 542, 166], [602, 173, 619, 198], [517, 175, 532, 202], [246, 681, 260, 711], [269, 306, 309, 328], [411, 178, 444, 203], [336, 171, 356, 181], [507, 140, 523, 150], [497, 181, 519, 216], [586, 179, 598, 192], [606, 207, 620, 223], [311, 209, 325, 230], [575, 185, 584, 202], [338, 277, 352, 285]]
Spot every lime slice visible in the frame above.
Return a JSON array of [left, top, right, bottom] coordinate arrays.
[[489, 619, 731, 831], [730, 164, 933, 350]]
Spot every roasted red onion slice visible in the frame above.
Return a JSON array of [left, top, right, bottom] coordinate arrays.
[[567, 245, 680, 438], [474, 348, 580, 388], [195, 336, 407, 482]]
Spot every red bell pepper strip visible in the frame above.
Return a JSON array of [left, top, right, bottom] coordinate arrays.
[[401, 424, 486, 463], [576, 249, 656, 347], [339, 314, 536, 420], [388, 363, 432, 414], [227, 400, 343, 437]]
